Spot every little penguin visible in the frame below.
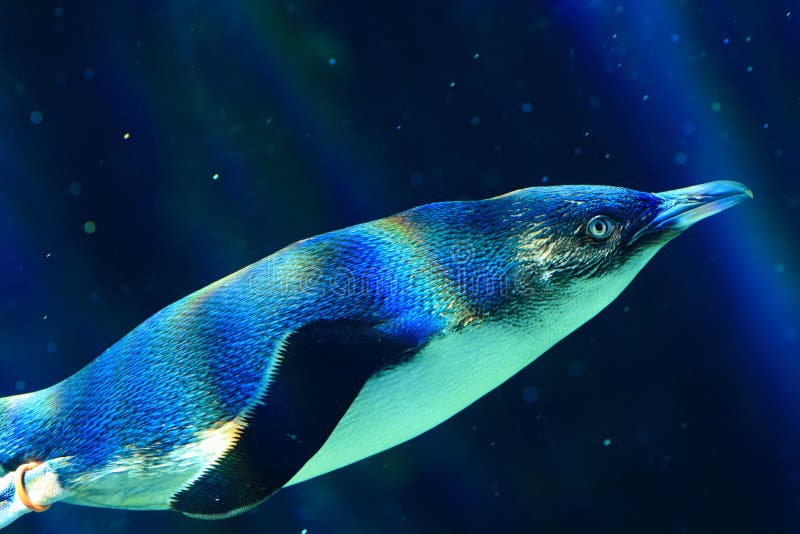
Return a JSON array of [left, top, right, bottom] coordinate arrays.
[[0, 181, 752, 527]]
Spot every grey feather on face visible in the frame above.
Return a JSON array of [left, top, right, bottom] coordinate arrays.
[[503, 186, 668, 291]]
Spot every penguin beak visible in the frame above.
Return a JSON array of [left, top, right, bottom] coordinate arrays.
[[629, 180, 753, 244]]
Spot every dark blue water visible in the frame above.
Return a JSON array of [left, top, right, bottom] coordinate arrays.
[[1, 1, 798, 533]]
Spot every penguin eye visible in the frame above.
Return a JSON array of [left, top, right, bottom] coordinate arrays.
[[586, 215, 615, 240]]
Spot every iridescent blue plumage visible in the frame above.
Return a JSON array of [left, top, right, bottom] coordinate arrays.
[[0, 182, 751, 527]]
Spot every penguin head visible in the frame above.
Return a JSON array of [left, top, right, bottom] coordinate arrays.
[[507, 181, 752, 310]]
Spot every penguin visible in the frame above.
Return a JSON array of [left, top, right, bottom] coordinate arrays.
[[0, 181, 751, 528]]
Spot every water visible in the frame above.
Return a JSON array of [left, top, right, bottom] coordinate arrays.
[[0, 2, 798, 533]]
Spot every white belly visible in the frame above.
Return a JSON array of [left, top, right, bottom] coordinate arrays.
[[287, 321, 551, 486], [287, 253, 656, 486]]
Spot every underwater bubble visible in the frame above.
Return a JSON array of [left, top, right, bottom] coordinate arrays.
[[83, 220, 97, 234], [774, 263, 785, 274], [328, 57, 336, 66], [567, 359, 585, 377], [746, 65, 753, 73], [212, 173, 220, 181], [123, 132, 131, 140], [642, 94, 649, 101], [473, 52, 480, 59], [29, 110, 43, 125], [674, 152, 687, 165], [68, 181, 82, 196], [541, 176, 549, 183], [470, 115, 481, 126], [711, 101, 722, 112], [723, 37, 730, 45], [763, 123, 769, 129], [521, 386, 539, 403], [602, 438, 612, 446], [449, 81, 455, 88], [521, 101, 533, 113]]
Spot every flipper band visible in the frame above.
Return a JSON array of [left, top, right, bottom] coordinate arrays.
[[14, 462, 50, 513]]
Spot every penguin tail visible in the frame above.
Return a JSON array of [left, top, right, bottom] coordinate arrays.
[[0, 392, 36, 471], [0, 394, 66, 529]]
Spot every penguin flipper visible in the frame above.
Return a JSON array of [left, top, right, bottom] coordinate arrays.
[[169, 318, 418, 519]]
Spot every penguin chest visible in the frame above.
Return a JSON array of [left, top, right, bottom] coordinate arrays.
[[287, 322, 550, 485]]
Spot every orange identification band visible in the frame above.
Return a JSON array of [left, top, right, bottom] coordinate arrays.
[[14, 462, 50, 513]]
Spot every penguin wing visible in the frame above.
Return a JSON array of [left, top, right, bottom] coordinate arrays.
[[169, 318, 421, 518]]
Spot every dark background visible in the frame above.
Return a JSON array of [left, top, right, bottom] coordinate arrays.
[[1, 1, 798, 532]]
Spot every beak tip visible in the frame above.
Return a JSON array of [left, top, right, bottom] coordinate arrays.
[[649, 180, 753, 232], [698, 180, 753, 200]]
